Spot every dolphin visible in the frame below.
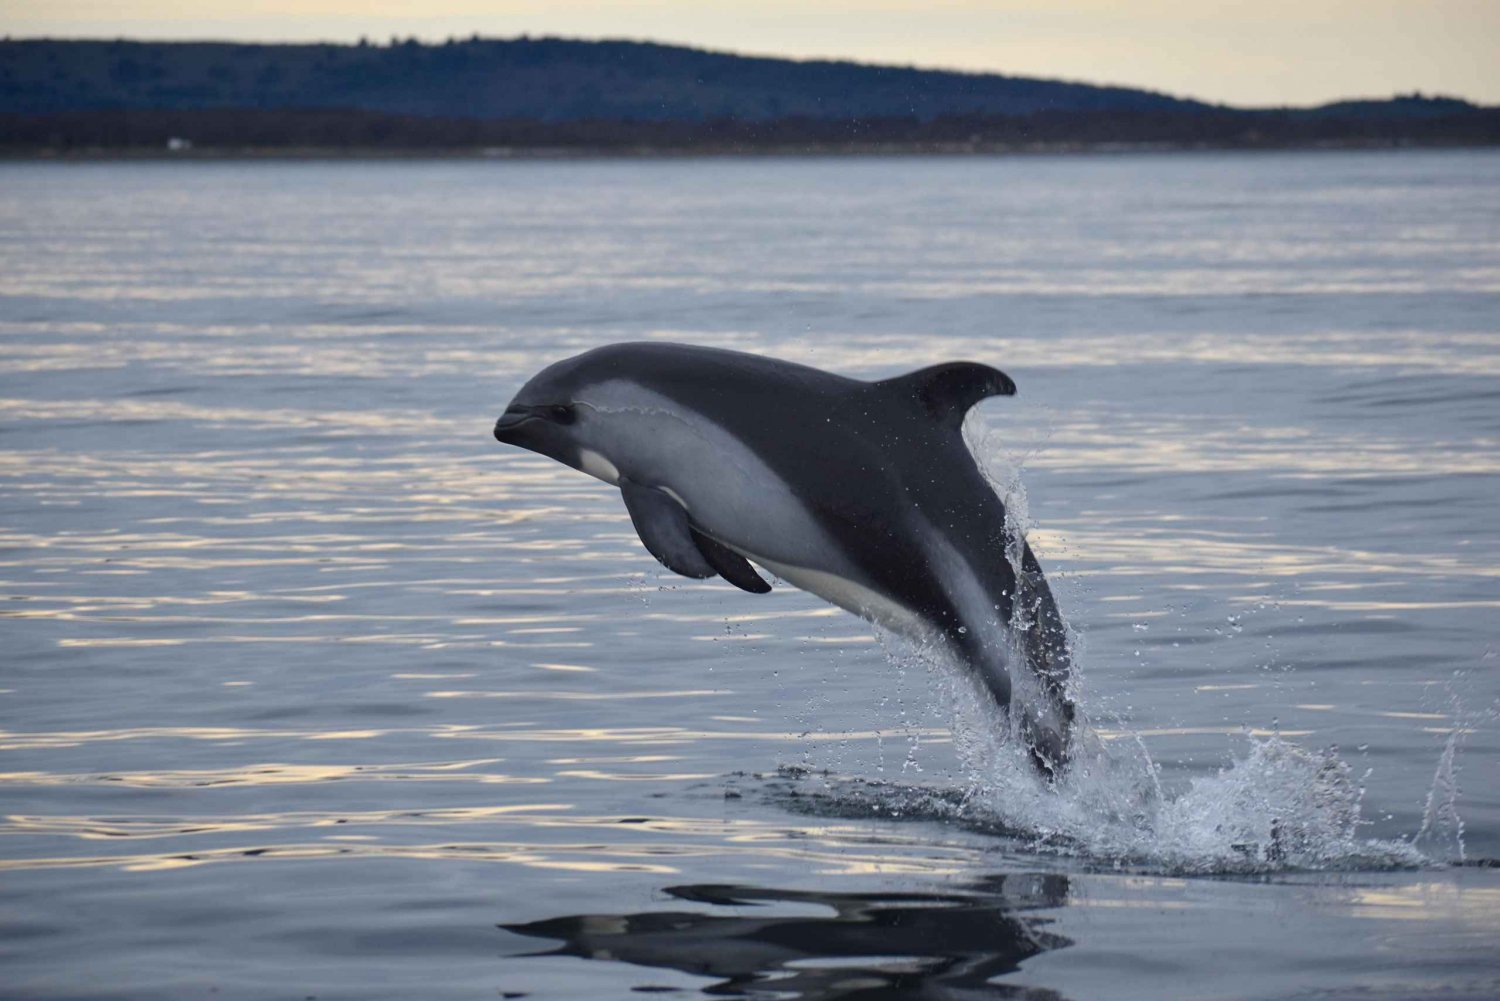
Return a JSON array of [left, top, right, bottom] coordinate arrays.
[[492, 342, 1073, 774]]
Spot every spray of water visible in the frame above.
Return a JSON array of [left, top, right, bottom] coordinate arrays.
[[885, 638, 1425, 873], [1410, 676, 1500, 863], [757, 411, 1475, 873], [972, 415, 1431, 870], [796, 414, 1442, 873]]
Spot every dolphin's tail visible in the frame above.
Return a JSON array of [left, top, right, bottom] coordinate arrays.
[[961, 631, 1073, 778], [956, 538, 1074, 777], [1012, 542, 1075, 776]]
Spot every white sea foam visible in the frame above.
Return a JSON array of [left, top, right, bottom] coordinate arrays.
[[801, 410, 1442, 873], [933, 648, 1427, 872]]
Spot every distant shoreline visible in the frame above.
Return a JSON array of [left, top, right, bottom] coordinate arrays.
[[6, 137, 1495, 162]]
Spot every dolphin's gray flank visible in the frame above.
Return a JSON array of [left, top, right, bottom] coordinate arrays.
[[493, 342, 1074, 774]]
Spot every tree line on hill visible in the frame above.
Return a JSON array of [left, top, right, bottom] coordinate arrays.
[[1, 37, 1494, 154]]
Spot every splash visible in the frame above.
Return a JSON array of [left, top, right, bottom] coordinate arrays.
[[1411, 676, 1499, 863], [853, 640, 1423, 873], [763, 649, 1437, 873], [766, 412, 1441, 874], [1414, 727, 1465, 862]]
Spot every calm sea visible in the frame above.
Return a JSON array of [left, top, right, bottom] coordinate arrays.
[[2, 150, 1498, 999]]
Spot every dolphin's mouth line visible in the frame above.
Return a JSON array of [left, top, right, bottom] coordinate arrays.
[[494, 408, 543, 439]]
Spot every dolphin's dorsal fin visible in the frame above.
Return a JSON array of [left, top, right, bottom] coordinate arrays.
[[877, 362, 1016, 429]]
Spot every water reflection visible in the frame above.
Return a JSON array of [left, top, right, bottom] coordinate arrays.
[[503, 874, 1070, 999]]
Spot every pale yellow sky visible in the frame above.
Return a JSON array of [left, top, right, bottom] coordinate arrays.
[[3, 0, 1497, 107]]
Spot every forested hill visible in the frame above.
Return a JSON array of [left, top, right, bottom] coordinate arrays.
[[4, 37, 1494, 154], [1, 36, 1213, 120]]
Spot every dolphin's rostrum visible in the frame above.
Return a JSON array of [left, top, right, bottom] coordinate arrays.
[[493, 342, 1073, 774]]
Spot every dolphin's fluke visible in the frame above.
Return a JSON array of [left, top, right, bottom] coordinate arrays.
[[690, 528, 772, 594], [619, 480, 717, 579]]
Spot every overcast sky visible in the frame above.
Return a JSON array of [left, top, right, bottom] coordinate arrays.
[[5, 0, 1497, 107]]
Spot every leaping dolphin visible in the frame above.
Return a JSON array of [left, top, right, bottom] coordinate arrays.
[[492, 343, 1073, 774]]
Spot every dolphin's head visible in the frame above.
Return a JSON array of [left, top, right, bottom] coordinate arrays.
[[493, 349, 626, 484], [494, 354, 590, 465]]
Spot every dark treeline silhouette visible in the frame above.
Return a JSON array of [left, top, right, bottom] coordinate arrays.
[[1, 37, 1209, 120], [2, 37, 1495, 154]]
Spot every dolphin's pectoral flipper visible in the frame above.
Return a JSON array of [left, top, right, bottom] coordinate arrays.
[[618, 479, 771, 592], [689, 527, 772, 594], [619, 480, 716, 579], [876, 362, 1016, 429]]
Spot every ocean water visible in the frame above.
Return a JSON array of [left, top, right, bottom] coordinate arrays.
[[1, 150, 1498, 999]]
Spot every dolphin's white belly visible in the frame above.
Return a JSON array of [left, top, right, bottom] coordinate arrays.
[[749, 553, 936, 643]]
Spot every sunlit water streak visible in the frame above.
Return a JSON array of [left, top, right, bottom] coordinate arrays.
[[1, 151, 1498, 999]]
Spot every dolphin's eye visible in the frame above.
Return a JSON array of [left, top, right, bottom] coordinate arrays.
[[548, 404, 576, 425]]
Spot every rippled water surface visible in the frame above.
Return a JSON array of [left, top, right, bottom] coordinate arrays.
[[2, 151, 1498, 999]]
